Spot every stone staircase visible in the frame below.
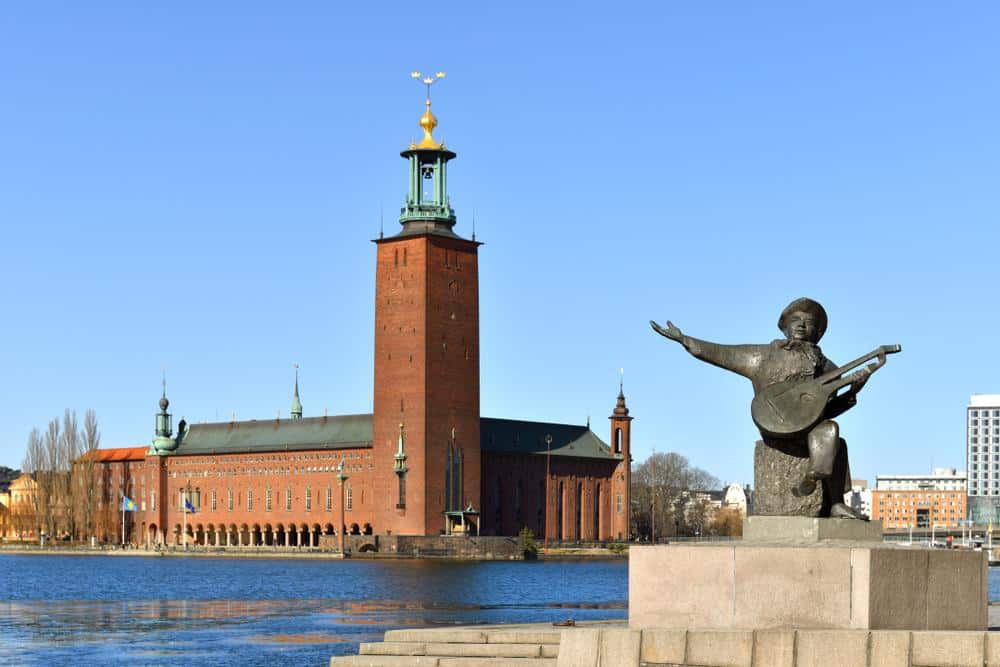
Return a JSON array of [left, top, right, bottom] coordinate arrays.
[[329, 623, 569, 666]]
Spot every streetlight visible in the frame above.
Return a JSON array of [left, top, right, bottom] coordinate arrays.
[[337, 460, 348, 556], [182, 480, 192, 550], [544, 434, 552, 553]]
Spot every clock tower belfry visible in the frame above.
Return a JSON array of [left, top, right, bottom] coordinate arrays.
[[372, 74, 482, 535]]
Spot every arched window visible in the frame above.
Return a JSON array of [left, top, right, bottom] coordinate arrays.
[[594, 484, 601, 540], [615, 428, 623, 454], [557, 482, 564, 541], [515, 479, 523, 527], [494, 476, 503, 533]]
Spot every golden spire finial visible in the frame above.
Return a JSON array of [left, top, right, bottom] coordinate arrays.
[[410, 71, 446, 149]]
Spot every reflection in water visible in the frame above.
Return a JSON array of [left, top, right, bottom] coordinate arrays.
[[0, 555, 627, 666]]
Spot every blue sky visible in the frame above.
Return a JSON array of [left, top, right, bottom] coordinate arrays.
[[1, 3, 998, 486]]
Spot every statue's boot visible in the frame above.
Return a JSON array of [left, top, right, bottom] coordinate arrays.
[[829, 502, 867, 520]]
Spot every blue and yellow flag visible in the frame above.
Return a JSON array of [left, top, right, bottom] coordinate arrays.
[[122, 496, 137, 512], [184, 499, 197, 514]]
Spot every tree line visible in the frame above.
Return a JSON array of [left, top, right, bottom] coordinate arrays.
[[630, 451, 743, 539], [15, 409, 105, 542]]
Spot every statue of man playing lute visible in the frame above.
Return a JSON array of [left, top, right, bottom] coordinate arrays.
[[651, 297, 900, 520]]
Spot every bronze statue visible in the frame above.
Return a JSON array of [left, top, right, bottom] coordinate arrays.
[[651, 298, 900, 520]]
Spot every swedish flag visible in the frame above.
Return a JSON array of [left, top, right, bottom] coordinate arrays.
[[122, 496, 137, 512]]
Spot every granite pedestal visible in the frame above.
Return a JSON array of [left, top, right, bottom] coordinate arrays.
[[630, 521, 987, 632]]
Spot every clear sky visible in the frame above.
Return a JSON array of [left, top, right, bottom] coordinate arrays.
[[1, 3, 998, 487]]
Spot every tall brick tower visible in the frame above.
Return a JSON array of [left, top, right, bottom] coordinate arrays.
[[609, 383, 633, 540], [372, 77, 482, 535]]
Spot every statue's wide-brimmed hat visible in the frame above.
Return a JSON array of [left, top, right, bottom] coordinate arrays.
[[778, 297, 828, 340]]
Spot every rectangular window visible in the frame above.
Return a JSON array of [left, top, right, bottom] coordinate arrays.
[[326, 487, 332, 512], [247, 488, 253, 511], [151, 490, 156, 511], [266, 487, 272, 511], [228, 488, 234, 511], [286, 487, 292, 511], [306, 487, 312, 511], [347, 484, 353, 510], [211, 490, 217, 511], [616, 494, 623, 514]]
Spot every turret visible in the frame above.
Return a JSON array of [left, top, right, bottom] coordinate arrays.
[[150, 376, 177, 454], [609, 377, 633, 540]]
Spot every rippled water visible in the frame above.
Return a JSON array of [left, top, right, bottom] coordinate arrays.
[[0, 555, 627, 666]]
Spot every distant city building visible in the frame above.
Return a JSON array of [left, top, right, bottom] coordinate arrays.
[[967, 496, 1000, 526], [844, 479, 872, 518], [871, 469, 967, 530], [722, 483, 749, 516], [967, 394, 1000, 497]]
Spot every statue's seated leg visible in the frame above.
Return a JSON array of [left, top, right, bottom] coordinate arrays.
[[794, 420, 841, 497], [824, 437, 866, 520]]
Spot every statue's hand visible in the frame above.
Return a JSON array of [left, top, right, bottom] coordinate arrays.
[[650, 320, 684, 343]]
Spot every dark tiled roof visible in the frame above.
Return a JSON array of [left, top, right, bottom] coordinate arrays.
[[174, 414, 373, 456], [168, 413, 616, 461], [480, 417, 619, 461]]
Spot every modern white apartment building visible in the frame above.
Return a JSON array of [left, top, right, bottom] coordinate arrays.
[[967, 394, 1000, 497], [876, 468, 967, 492]]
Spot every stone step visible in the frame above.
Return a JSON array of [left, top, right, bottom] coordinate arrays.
[[331, 658, 556, 667], [361, 642, 549, 658]]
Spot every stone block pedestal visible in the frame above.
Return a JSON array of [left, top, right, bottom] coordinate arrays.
[[629, 543, 987, 631]]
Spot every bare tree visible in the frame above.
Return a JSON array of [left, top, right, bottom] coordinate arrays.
[[18, 429, 44, 540], [60, 410, 80, 540], [40, 417, 62, 540], [631, 451, 719, 540], [75, 410, 101, 542]]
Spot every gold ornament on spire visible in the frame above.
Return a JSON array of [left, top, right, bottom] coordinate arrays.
[[410, 71, 446, 149]]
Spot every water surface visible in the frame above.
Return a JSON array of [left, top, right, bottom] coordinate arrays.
[[0, 555, 627, 666]]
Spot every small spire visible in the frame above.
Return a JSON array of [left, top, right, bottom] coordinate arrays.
[[379, 204, 384, 239], [291, 364, 303, 420], [613, 369, 629, 418], [472, 209, 477, 241]]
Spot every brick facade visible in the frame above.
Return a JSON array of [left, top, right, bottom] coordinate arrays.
[[79, 128, 631, 547]]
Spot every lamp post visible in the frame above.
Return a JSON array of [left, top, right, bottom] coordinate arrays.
[[544, 434, 552, 553], [337, 460, 348, 556], [183, 480, 192, 550]]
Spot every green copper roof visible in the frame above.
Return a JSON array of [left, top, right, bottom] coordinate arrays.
[[174, 414, 373, 456], [170, 413, 614, 460], [480, 417, 619, 461]]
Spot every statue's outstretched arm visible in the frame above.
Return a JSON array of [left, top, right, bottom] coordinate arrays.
[[650, 320, 763, 379]]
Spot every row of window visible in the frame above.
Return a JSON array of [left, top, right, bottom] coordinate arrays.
[[970, 410, 1000, 418], [169, 464, 370, 480], [181, 486, 353, 513], [171, 451, 370, 467]]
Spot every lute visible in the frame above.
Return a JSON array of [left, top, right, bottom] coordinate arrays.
[[750, 344, 901, 439]]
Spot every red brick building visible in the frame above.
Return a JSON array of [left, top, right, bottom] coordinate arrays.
[[82, 96, 632, 548]]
